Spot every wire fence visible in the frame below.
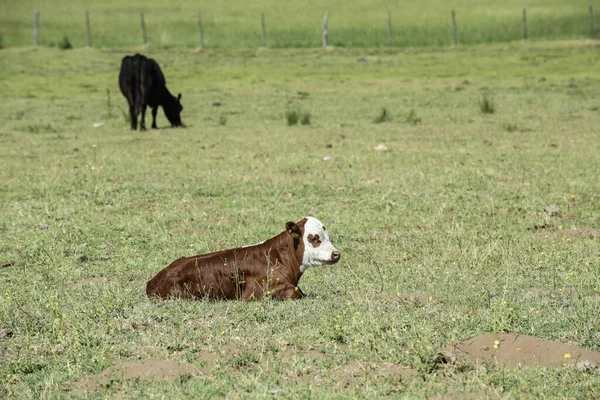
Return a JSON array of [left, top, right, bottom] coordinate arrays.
[[17, 6, 600, 49]]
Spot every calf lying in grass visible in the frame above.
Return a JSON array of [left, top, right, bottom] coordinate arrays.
[[146, 216, 341, 301]]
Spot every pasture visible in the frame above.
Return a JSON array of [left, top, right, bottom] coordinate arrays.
[[1, 41, 600, 398]]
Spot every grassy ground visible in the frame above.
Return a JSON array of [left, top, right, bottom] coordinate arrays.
[[1, 41, 600, 398], [0, 0, 597, 49]]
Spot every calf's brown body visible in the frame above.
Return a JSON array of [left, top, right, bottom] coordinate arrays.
[[146, 219, 307, 301]]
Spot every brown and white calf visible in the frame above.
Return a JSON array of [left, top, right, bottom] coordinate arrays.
[[146, 216, 341, 301]]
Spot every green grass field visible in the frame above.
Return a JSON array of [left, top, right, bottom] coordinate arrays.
[[1, 0, 598, 49], [1, 40, 600, 398]]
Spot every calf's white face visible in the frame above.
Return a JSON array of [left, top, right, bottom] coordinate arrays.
[[300, 216, 341, 272]]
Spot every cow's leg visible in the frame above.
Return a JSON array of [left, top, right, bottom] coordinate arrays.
[[151, 106, 158, 129], [272, 284, 304, 300], [241, 280, 264, 301], [125, 87, 137, 130], [139, 104, 147, 131], [129, 104, 137, 130]]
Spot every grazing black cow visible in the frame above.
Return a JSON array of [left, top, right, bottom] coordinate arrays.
[[119, 53, 183, 131]]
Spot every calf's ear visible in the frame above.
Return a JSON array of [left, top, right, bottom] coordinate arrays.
[[177, 93, 182, 101], [285, 221, 301, 238]]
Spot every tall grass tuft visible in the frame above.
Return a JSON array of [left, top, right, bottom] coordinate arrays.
[[286, 108, 310, 126], [479, 94, 495, 114], [58, 36, 73, 50], [374, 107, 391, 123], [300, 112, 311, 125], [286, 110, 299, 126], [405, 108, 422, 124]]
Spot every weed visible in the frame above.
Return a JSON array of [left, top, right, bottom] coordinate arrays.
[[296, 90, 310, 99], [374, 107, 391, 123], [57, 36, 72, 50], [300, 111, 311, 125], [286, 109, 299, 126], [219, 114, 228, 126], [479, 93, 495, 114], [405, 108, 422, 124], [503, 122, 518, 132]]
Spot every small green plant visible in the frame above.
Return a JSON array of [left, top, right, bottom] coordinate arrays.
[[58, 36, 72, 50], [286, 110, 299, 126], [503, 122, 518, 132], [405, 108, 422, 124], [296, 90, 310, 99], [300, 111, 311, 125], [374, 107, 391, 123], [479, 93, 495, 114], [219, 114, 228, 126]]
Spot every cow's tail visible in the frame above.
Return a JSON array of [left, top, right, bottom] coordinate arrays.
[[132, 55, 143, 115]]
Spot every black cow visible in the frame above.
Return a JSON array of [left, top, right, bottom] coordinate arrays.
[[119, 53, 183, 131]]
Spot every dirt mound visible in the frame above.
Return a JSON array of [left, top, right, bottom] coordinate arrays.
[[439, 333, 600, 368], [76, 360, 205, 391]]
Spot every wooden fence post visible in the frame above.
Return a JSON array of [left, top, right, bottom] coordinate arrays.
[[198, 13, 205, 49], [522, 8, 527, 40], [451, 10, 457, 46], [140, 12, 147, 45], [261, 12, 267, 47], [33, 10, 39, 46], [387, 11, 392, 46], [85, 11, 92, 47], [322, 11, 329, 47], [590, 6, 596, 38]]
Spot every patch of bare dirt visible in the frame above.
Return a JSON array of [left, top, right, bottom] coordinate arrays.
[[375, 362, 419, 378], [74, 360, 205, 392], [534, 228, 600, 240], [304, 349, 326, 360], [374, 293, 446, 307], [333, 360, 366, 379], [439, 333, 600, 369]]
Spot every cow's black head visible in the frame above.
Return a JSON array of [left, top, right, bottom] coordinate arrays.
[[164, 93, 183, 127]]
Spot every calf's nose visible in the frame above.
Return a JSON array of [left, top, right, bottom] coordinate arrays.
[[331, 250, 341, 261]]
